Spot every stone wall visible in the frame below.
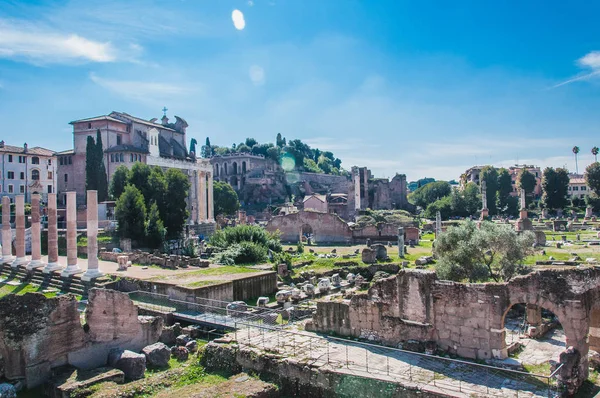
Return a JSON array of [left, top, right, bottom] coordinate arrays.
[[307, 267, 600, 387], [0, 289, 162, 388], [266, 211, 352, 243], [107, 271, 277, 303]]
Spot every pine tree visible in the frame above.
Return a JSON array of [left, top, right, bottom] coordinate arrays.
[[145, 202, 166, 249]]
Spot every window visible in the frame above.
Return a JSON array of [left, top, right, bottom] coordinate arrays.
[[19, 185, 24, 194], [18, 156, 25, 163], [20, 172, 24, 180], [48, 159, 52, 165], [60, 157, 64, 165], [7, 155, 12, 162], [64, 174, 68, 182], [573, 186, 579, 191], [582, 186, 587, 191], [31, 170, 40, 180], [7, 171, 14, 179], [120, 153, 124, 162], [8, 185, 13, 193], [68, 157, 72, 165], [88, 123, 92, 129], [31, 157, 39, 164], [48, 171, 52, 179], [130, 153, 133, 162], [117, 135, 122, 145], [47, 185, 52, 193]]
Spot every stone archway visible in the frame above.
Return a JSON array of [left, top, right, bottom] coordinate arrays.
[[300, 223, 313, 243]]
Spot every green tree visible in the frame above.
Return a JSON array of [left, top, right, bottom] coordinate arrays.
[[201, 137, 212, 158], [423, 196, 452, 219], [449, 189, 467, 217], [129, 163, 152, 206], [409, 181, 452, 209], [496, 168, 513, 215], [593, 147, 599, 163], [434, 221, 534, 282], [480, 166, 499, 215], [245, 138, 258, 148], [276, 133, 285, 148], [85, 136, 97, 191], [236, 143, 251, 153], [115, 185, 146, 242], [586, 162, 600, 196], [266, 146, 280, 161], [148, 166, 168, 214], [145, 202, 166, 249], [214, 181, 240, 216], [303, 158, 322, 173], [95, 130, 108, 202], [109, 165, 130, 200], [164, 168, 190, 239], [573, 146, 580, 174], [463, 182, 481, 216], [541, 167, 570, 210], [517, 169, 537, 206]]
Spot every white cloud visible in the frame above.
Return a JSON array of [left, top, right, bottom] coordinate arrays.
[[552, 51, 600, 88], [89, 73, 194, 103], [0, 19, 141, 64]]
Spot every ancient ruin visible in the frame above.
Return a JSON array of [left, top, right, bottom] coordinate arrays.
[[306, 267, 600, 391]]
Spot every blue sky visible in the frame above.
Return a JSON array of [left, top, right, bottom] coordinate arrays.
[[1, 0, 600, 181]]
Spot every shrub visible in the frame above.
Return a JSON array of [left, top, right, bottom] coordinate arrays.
[[213, 242, 268, 265]]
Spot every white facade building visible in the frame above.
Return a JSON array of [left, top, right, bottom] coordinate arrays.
[[0, 141, 56, 203]]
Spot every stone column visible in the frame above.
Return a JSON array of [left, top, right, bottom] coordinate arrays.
[[61, 191, 82, 276], [12, 195, 28, 267], [27, 194, 44, 269], [398, 227, 404, 258], [1, 196, 14, 264], [207, 171, 214, 222], [198, 171, 207, 222], [43, 193, 62, 273], [82, 190, 102, 281], [353, 167, 361, 212], [526, 304, 542, 327]]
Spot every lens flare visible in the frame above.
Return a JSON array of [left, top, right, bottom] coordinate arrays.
[[280, 153, 296, 171], [232, 9, 246, 30]]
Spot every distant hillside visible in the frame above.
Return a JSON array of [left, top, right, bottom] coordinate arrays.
[[201, 135, 347, 176]]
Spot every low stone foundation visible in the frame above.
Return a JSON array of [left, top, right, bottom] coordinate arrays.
[[99, 250, 209, 269], [202, 341, 451, 398]]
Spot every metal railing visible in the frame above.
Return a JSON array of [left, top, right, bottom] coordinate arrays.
[[126, 290, 562, 396], [127, 290, 290, 328], [232, 320, 564, 398]]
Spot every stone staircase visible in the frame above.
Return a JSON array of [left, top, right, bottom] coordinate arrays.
[[0, 263, 100, 298]]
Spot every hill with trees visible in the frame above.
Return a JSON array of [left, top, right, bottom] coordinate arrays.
[[201, 135, 346, 176]]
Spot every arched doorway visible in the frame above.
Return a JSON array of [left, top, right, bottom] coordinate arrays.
[[502, 303, 565, 371], [300, 224, 313, 243], [233, 162, 238, 175], [224, 163, 228, 176], [242, 161, 247, 173]]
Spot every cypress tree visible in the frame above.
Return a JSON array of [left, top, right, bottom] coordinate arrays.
[[96, 130, 109, 202]]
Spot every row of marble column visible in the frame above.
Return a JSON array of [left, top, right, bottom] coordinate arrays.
[[197, 171, 214, 223], [0, 191, 102, 281]]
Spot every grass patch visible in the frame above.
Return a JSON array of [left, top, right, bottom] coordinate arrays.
[[185, 280, 224, 288], [0, 282, 61, 299], [523, 362, 552, 376]]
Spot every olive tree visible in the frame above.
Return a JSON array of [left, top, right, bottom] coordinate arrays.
[[434, 221, 534, 282]]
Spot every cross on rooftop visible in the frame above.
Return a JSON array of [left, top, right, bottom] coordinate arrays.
[[162, 106, 168, 116]]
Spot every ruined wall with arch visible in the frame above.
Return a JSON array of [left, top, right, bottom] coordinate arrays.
[[265, 210, 352, 243], [307, 267, 600, 389]]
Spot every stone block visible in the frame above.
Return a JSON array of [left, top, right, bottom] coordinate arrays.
[[456, 346, 477, 359], [142, 342, 170, 368], [108, 349, 146, 380], [171, 346, 189, 361]]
